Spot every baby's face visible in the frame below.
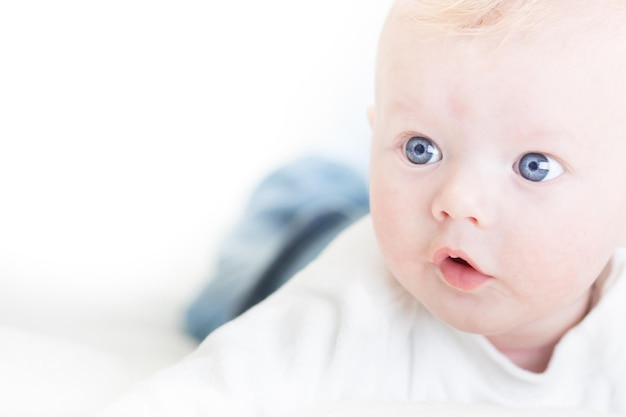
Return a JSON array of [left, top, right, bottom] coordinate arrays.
[[369, 6, 626, 338]]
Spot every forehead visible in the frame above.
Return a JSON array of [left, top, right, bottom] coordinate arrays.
[[386, 0, 626, 36], [378, 0, 626, 71], [379, 0, 626, 67], [375, 2, 626, 135]]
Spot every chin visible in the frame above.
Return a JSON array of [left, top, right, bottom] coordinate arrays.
[[435, 310, 511, 336]]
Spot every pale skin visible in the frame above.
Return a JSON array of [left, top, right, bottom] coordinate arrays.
[[368, 3, 626, 372]]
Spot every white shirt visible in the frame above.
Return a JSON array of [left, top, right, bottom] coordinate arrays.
[[98, 216, 626, 416]]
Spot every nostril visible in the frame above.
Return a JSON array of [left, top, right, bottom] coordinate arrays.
[[436, 211, 479, 226], [431, 183, 487, 227], [436, 210, 451, 222]]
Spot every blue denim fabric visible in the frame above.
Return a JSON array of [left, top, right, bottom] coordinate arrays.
[[185, 157, 370, 341]]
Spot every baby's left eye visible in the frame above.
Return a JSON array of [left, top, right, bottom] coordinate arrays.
[[516, 152, 564, 182]]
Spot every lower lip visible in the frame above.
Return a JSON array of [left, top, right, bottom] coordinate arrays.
[[438, 257, 491, 292]]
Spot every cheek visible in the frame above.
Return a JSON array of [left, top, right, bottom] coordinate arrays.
[[369, 170, 435, 289], [370, 176, 410, 266], [505, 207, 611, 299], [369, 144, 415, 279], [370, 156, 430, 240], [369, 153, 405, 238]]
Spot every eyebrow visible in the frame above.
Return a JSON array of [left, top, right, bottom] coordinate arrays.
[[383, 97, 442, 125], [384, 97, 578, 146]]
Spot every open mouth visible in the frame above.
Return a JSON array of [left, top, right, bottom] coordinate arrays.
[[434, 250, 492, 292], [450, 256, 471, 268]]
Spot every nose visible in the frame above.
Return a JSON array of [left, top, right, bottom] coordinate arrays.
[[430, 166, 492, 227]]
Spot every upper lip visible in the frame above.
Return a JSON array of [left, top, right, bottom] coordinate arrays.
[[433, 247, 490, 277]]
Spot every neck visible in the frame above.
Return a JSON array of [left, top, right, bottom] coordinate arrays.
[[492, 340, 558, 373], [487, 288, 594, 373]]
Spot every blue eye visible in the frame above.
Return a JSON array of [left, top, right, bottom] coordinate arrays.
[[404, 136, 442, 165], [517, 152, 564, 182]]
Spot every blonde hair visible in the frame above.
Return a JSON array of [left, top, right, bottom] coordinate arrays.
[[395, 0, 625, 37]]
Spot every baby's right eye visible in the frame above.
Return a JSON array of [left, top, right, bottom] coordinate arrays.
[[404, 136, 442, 165]]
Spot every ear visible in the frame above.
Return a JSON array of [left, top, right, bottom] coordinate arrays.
[[367, 105, 376, 130]]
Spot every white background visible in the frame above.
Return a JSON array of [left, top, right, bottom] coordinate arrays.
[[0, 0, 389, 382]]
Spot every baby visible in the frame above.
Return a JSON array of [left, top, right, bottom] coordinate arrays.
[[99, 0, 626, 415]]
